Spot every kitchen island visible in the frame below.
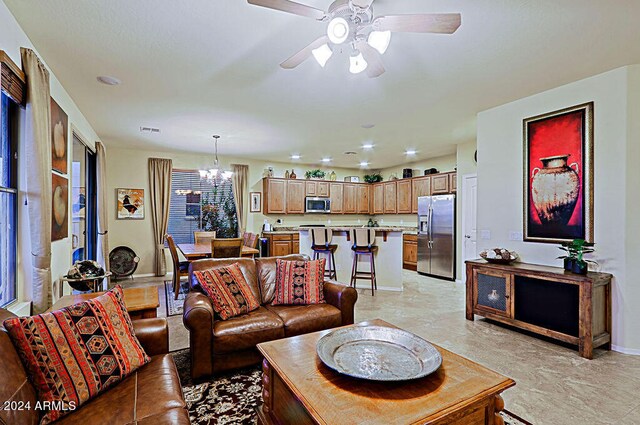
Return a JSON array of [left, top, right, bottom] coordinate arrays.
[[298, 226, 404, 291]]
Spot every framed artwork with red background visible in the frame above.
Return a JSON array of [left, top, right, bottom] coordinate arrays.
[[523, 102, 593, 243]]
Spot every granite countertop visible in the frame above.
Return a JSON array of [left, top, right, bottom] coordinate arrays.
[[263, 225, 417, 234]]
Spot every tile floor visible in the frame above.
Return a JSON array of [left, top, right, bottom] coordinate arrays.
[[125, 271, 640, 425]]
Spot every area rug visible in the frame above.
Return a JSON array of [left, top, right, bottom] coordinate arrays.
[[171, 349, 531, 425], [164, 280, 189, 316]]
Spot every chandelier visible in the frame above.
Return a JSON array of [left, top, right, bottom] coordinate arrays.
[[199, 135, 233, 185]]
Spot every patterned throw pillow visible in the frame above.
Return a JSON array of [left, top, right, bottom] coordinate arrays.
[[194, 263, 260, 320], [3, 285, 150, 424], [272, 259, 326, 305]]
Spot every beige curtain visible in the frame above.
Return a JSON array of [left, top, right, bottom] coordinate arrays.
[[21, 48, 52, 314], [95, 142, 109, 275], [231, 164, 248, 236], [148, 158, 172, 276]]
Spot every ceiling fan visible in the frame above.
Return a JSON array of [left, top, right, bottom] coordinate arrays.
[[247, 0, 461, 78]]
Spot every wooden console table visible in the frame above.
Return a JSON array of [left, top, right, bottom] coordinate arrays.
[[465, 260, 612, 359]]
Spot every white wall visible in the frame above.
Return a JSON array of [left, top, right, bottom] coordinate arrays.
[[106, 146, 371, 276], [476, 65, 640, 353], [1, 0, 102, 309]]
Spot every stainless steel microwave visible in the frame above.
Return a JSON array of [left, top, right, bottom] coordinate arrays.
[[305, 197, 331, 213]]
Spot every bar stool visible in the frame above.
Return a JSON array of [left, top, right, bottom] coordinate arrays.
[[349, 228, 378, 296], [310, 228, 338, 280]]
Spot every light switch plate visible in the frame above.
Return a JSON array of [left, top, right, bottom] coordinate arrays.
[[480, 230, 491, 240], [509, 231, 523, 241]]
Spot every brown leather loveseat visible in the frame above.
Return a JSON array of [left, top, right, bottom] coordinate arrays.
[[183, 254, 358, 380], [0, 309, 190, 425]]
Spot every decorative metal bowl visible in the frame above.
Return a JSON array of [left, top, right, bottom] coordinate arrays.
[[316, 326, 442, 381]]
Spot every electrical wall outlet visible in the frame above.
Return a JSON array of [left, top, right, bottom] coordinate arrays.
[[509, 231, 523, 241], [480, 230, 491, 240], [276, 218, 283, 224]]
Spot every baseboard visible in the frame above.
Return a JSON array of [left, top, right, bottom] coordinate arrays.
[[612, 345, 640, 356]]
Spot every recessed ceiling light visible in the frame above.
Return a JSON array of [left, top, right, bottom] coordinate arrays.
[[361, 123, 375, 129], [291, 154, 301, 160], [406, 149, 417, 155], [321, 158, 332, 163], [97, 75, 121, 86], [362, 143, 374, 149], [360, 161, 369, 167]]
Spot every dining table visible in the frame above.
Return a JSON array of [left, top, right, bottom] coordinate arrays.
[[177, 243, 259, 260]]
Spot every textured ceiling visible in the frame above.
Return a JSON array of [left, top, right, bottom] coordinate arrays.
[[5, 0, 640, 168]]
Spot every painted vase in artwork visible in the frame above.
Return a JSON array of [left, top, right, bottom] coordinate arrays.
[[530, 154, 580, 225]]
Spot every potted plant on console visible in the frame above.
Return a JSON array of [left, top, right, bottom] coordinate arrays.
[[557, 239, 596, 275]]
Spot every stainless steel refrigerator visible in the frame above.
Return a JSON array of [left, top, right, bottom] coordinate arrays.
[[417, 195, 455, 280]]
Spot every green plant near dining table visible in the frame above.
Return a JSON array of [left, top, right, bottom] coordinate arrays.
[[364, 173, 383, 183], [557, 239, 596, 275], [305, 169, 326, 179]]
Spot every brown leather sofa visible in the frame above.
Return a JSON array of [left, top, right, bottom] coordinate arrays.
[[183, 254, 358, 380], [0, 309, 190, 425]]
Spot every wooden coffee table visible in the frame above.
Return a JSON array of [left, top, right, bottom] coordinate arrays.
[[256, 319, 515, 425], [48, 286, 160, 320]]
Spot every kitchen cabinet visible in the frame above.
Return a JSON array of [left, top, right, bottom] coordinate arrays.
[[449, 172, 457, 193], [431, 174, 450, 194], [305, 181, 330, 197], [403, 234, 418, 270], [286, 180, 305, 214], [412, 176, 431, 213], [266, 233, 299, 257], [329, 183, 343, 214], [263, 178, 286, 214], [396, 179, 412, 214], [384, 182, 397, 214], [372, 183, 384, 214], [343, 183, 357, 214], [357, 184, 370, 214]]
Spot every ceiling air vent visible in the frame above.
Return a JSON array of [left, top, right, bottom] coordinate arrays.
[[140, 126, 160, 134]]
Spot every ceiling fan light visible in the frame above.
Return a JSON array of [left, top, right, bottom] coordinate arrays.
[[349, 52, 368, 74], [368, 30, 391, 55], [327, 17, 350, 44], [209, 168, 219, 177], [312, 43, 333, 67]]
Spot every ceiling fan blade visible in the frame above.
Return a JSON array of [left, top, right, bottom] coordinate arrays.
[[373, 13, 461, 34], [281, 36, 330, 69], [355, 40, 385, 78], [351, 0, 375, 8], [247, 0, 326, 20]]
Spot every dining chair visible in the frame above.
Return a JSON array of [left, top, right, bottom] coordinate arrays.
[[194, 231, 217, 245], [166, 235, 190, 300], [210, 238, 243, 259], [242, 232, 259, 249]]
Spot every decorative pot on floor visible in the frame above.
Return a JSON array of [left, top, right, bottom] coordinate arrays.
[[531, 154, 580, 225]]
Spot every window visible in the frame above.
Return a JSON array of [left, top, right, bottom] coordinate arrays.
[[0, 92, 18, 306], [71, 133, 97, 263], [168, 169, 238, 244]]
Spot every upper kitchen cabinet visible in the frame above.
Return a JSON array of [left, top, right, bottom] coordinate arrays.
[[412, 176, 431, 213], [263, 178, 286, 214], [286, 180, 305, 214], [343, 183, 357, 214], [384, 181, 397, 214], [357, 184, 370, 214], [372, 183, 384, 214], [330, 183, 344, 214], [431, 174, 450, 195], [396, 179, 412, 214], [449, 172, 457, 193], [305, 180, 330, 197]]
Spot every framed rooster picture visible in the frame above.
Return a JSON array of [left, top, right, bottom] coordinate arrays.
[[117, 188, 145, 220], [523, 102, 594, 243]]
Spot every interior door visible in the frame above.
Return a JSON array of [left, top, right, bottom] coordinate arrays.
[[461, 175, 478, 282]]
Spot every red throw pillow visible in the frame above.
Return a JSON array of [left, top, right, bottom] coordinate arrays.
[[3, 285, 150, 424], [272, 259, 326, 305], [194, 263, 260, 320]]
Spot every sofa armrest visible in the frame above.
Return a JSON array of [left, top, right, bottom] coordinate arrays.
[[183, 292, 215, 380], [133, 318, 169, 356], [324, 281, 358, 325]]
